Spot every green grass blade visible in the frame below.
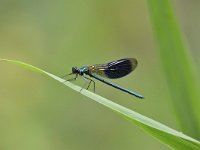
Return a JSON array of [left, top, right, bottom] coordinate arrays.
[[148, 0, 200, 138], [1, 58, 200, 149]]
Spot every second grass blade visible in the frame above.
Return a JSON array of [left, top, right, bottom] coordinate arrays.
[[148, 0, 200, 139]]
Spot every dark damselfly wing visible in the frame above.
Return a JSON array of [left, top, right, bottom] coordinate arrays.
[[104, 58, 137, 79], [92, 58, 138, 79]]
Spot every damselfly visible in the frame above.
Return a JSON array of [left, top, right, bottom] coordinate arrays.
[[63, 58, 143, 99]]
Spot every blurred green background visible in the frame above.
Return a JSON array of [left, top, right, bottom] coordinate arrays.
[[0, 0, 199, 150]]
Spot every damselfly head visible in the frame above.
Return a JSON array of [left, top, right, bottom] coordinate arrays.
[[72, 67, 79, 74]]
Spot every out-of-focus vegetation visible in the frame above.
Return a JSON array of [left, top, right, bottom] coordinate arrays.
[[148, 0, 200, 139], [0, 0, 199, 150]]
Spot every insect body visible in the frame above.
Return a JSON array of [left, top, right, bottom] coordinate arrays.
[[65, 58, 143, 99]]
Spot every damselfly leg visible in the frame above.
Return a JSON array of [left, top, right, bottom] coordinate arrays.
[[80, 75, 95, 92], [61, 73, 78, 82]]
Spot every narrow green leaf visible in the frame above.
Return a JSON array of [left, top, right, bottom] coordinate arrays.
[[148, 0, 200, 138], [1, 58, 200, 149]]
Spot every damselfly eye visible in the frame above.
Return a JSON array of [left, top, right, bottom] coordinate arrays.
[[72, 67, 78, 73]]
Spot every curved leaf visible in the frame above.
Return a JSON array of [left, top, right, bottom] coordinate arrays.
[[1, 58, 200, 150]]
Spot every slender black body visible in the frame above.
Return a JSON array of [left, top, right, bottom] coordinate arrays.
[[65, 58, 143, 99], [89, 74, 143, 98]]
